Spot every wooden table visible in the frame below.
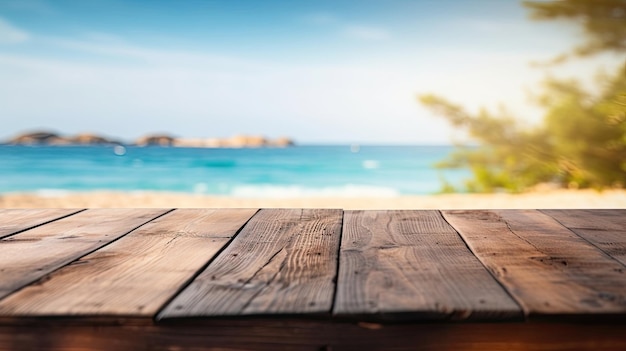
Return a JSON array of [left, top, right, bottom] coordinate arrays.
[[0, 208, 624, 350]]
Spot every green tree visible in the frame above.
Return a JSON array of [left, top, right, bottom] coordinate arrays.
[[524, 0, 626, 61], [420, 0, 626, 192]]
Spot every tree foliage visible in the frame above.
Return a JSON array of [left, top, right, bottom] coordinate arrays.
[[524, 0, 626, 60], [420, 0, 626, 192], [421, 67, 626, 192]]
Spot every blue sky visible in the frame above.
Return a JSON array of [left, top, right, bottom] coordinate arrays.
[[0, 0, 617, 144]]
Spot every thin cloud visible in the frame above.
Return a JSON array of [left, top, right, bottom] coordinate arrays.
[[303, 12, 390, 41], [0, 17, 30, 43], [343, 25, 390, 41], [44, 36, 264, 71], [460, 18, 524, 34]]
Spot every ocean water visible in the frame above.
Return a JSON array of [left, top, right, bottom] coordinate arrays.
[[0, 145, 469, 197]]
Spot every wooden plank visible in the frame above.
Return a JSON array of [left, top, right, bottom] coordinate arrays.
[[442, 209, 626, 319], [0, 209, 83, 239], [0, 209, 258, 317], [542, 209, 626, 266], [334, 210, 521, 321], [1, 321, 626, 351], [159, 208, 343, 319], [0, 208, 169, 301]]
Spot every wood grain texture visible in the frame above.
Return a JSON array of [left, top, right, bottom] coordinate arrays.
[[0, 208, 169, 301], [159, 208, 343, 319], [542, 209, 626, 266], [0, 209, 258, 317], [334, 210, 521, 321], [442, 209, 626, 318], [0, 209, 82, 239], [1, 321, 625, 351]]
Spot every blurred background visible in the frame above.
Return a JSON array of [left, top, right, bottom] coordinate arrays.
[[0, 0, 624, 208]]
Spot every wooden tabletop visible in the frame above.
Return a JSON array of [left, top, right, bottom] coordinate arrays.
[[0, 208, 624, 350]]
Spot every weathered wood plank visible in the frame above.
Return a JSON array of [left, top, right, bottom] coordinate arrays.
[[0, 209, 83, 239], [0, 208, 169, 301], [159, 208, 343, 319], [542, 209, 626, 266], [0, 209, 258, 317], [334, 210, 521, 321], [442, 209, 626, 319], [1, 321, 625, 351]]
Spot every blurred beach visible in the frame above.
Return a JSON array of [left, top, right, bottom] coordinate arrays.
[[2, 189, 625, 209], [2, 145, 625, 209], [2, 0, 624, 210], [2, 2, 623, 210], [0, 145, 467, 196]]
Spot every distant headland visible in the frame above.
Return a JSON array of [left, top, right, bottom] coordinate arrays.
[[4, 131, 295, 148]]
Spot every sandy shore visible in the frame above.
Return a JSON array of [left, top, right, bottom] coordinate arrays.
[[1, 189, 625, 209]]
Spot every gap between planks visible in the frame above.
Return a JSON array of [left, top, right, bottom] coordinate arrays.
[[442, 209, 626, 320], [0, 209, 258, 319], [0, 209, 85, 240], [334, 210, 521, 322], [0, 209, 172, 303], [158, 208, 344, 319]]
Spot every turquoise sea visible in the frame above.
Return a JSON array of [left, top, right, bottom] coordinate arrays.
[[0, 145, 468, 197]]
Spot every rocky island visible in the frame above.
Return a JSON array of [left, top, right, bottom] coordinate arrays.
[[4, 131, 295, 148], [6, 132, 122, 146]]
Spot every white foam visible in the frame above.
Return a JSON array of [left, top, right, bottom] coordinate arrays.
[[193, 182, 209, 194], [231, 184, 399, 198], [362, 160, 379, 169]]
